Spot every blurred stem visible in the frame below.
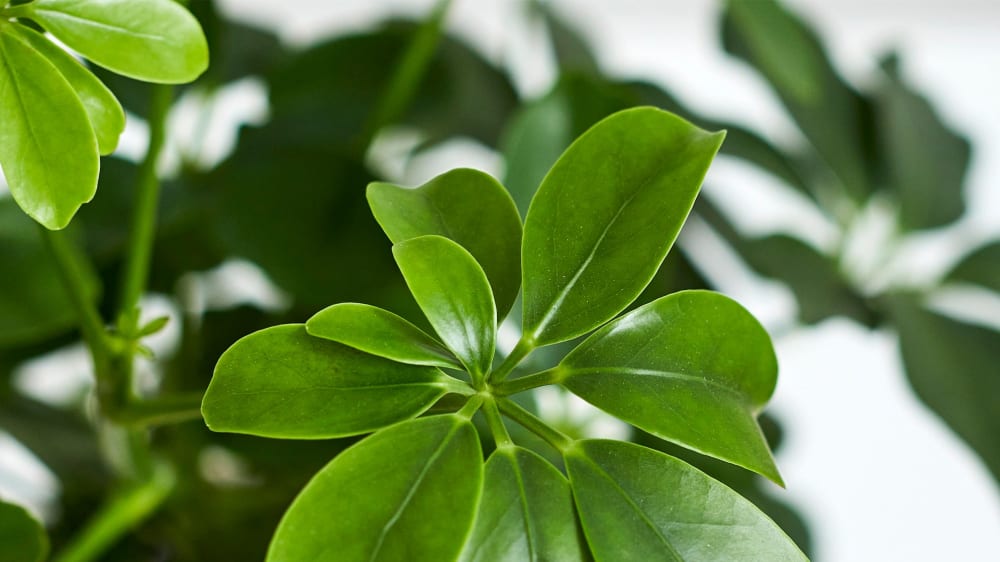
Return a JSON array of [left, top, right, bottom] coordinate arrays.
[[53, 462, 175, 562], [110, 393, 204, 428], [356, 0, 452, 153]]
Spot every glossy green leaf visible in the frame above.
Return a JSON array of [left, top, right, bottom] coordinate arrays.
[[722, 0, 874, 202], [368, 168, 522, 320], [890, 297, 1000, 483], [202, 324, 456, 439], [9, 23, 124, 155], [460, 446, 585, 562], [268, 415, 483, 562], [0, 500, 48, 562], [393, 235, 497, 378], [0, 27, 98, 230], [521, 106, 724, 346], [945, 241, 1000, 293], [559, 290, 782, 484], [565, 440, 807, 562], [23, 0, 208, 84], [0, 200, 99, 347], [307, 302, 461, 369], [876, 54, 970, 230]]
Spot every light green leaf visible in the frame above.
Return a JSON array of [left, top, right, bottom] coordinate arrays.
[[393, 235, 496, 378], [521, 106, 724, 346], [23, 0, 208, 84], [890, 296, 1000, 484], [0, 26, 98, 230], [0, 199, 99, 347], [559, 290, 782, 484], [368, 168, 522, 320], [268, 415, 483, 562], [565, 440, 807, 562], [944, 241, 1000, 294], [307, 302, 461, 369], [202, 324, 456, 439], [0, 499, 49, 562], [460, 446, 585, 562], [9, 23, 124, 155]]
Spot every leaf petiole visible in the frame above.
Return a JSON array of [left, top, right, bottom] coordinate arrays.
[[456, 394, 484, 419], [495, 367, 564, 395], [481, 398, 513, 448], [489, 337, 535, 384], [497, 397, 573, 452]]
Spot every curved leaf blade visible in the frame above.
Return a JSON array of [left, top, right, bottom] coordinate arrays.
[[9, 23, 124, 155], [202, 324, 453, 439], [368, 168, 523, 320], [559, 290, 782, 484], [566, 440, 806, 562], [393, 235, 497, 378], [521, 106, 724, 346], [307, 302, 461, 369], [268, 415, 483, 562], [25, 0, 208, 84], [0, 27, 98, 230], [460, 446, 585, 562], [944, 241, 1000, 294], [0, 500, 49, 562]]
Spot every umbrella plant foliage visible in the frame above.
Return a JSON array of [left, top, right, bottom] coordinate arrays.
[[0, 0, 208, 229], [203, 107, 807, 561]]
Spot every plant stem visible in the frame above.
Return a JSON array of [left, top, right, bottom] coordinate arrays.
[[498, 398, 572, 452], [489, 337, 535, 384], [53, 462, 175, 562], [482, 398, 513, 448], [356, 0, 452, 153], [457, 394, 484, 419], [495, 367, 564, 395], [118, 84, 172, 321], [110, 393, 204, 427]]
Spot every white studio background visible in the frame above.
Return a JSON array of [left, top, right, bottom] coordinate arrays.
[[217, 1, 1000, 560]]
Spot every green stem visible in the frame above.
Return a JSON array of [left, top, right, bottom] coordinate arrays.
[[495, 367, 564, 395], [482, 398, 513, 448], [457, 394, 484, 419], [356, 0, 452, 153], [489, 337, 535, 384], [118, 84, 172, 321], [53, 462, 175, 562], [498, 398, 572, 452], [110, 393, 204, 428]]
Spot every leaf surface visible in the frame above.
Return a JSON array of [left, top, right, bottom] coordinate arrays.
[[307, 302, 461, 369], [0, 26, 98, 229], [393, 235, 496, 378], [0, 500, 48, 562], [944, 241, 1000, 294], [521, 107, 723, 346], [460, 446, 585, 562], [202, 324, 453, 439], [25, 0, 208, 83], [565, 440, 807, 562], [560, 290, 782, 484], [268, 415, 483, 562], [369, 168, 522, 319]]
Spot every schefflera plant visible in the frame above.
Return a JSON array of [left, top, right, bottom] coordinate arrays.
[[202, 107, 807, 561]]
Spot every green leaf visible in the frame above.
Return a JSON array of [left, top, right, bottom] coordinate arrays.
[[202, 324, 455, 439], [722, 0, 874, 202], [0, 200, 99, 347], [0, 500, 48, 562], [393, 235, 497, 378], [460, 446, 585, 562], [23, 0, 209, 84], [307, 302, 461, 369], [890, 296, 1000, 484], [268, 415, 483, 562], [521, 106, 724, 346], [8, 23, 124, 155], [0, 26, 98, 230], [945, 241, 1000, 293], [876, 54, 970, 230], [559, 290, 782, 484], [565, 440, 807, 562], [368, 168, 522, 320]]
